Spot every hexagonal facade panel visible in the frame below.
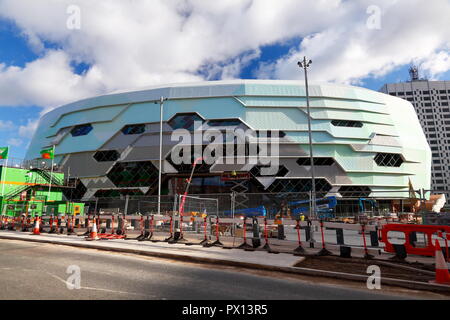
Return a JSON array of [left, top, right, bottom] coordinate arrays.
[[267, 178, 332, 193], [168, 113, 204, 131], [374, 153, 403, 167], [93, 150, 120, 162], [107, 161, 158, 188]]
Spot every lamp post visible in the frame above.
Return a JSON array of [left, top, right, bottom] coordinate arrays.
[[155, 96, 168, 215], [298, 57, 316, 246]]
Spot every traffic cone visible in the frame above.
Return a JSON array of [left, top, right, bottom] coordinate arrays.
[[32, 218, 41, 235], [431, 239, 450, 285], [86, 221, 99, 240]]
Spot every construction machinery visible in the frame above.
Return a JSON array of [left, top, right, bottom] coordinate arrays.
[[288, 196, 337, 219]]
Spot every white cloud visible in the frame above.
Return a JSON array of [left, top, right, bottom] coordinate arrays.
[[7, 137, 22, 146], [0, 120, 15, 131], [420, 49, 450, 80], [18, 118, 39, 138], [0, 0, 448, 112], [254, 0, 450, 84], [0, 0, 346, 110]]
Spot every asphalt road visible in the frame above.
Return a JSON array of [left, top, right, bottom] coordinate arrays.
[[0, 239, 431, 300]]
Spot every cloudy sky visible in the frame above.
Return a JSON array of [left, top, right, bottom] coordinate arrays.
[[0, 0, 449, 159]]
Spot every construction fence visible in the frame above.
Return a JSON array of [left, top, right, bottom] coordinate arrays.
[[4, 212, 450, 262], [73, 191, 411, 219]]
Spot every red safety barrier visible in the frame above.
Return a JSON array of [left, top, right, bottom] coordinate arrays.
[[136, 216, 145, 240], [200, 216, 209, 246], [380, 224, 450, 257], [317, 220, 331, 256], [294, 219, 304, 253], [263, 218, 270, 250], [179, 215, 184, 239], [361, 224, 373, 259], [164, 216, 174, 241], [211, 217, 223, 246], [320, 221, 325, 249], [238, 217, 252, 249], [150, 215, 154, 235], [111, 215, 115, 234]]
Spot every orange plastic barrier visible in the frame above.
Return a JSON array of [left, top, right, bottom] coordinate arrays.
[[380, 224, 450, 257]]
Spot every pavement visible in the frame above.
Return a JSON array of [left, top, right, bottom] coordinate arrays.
[[0, 238, 441, 300], [1, 229, 448, 295]]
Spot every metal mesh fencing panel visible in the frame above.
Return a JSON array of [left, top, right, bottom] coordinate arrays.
[[178, 195, 219, 217]]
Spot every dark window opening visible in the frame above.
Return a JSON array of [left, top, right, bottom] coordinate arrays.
[[255, 130, 287, 138], [62, 178, 87, 201], [207, 119, 242, 127], [250, 165, 289, 177], [267, 178, 332, 195], [168, 113, 204, 131], [374, 153, 404, 167], [331, 120, 363, 128], [93, 150, 120, 162], [71, 124, 93, 137], [121, 124, 145, 135], [107, 161, 159, 188], [296, 157, 335, 166], [338, 186, 371, 198]]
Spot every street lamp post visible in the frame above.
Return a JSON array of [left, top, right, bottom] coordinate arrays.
[[298, 57, 316, 246], [155, 96, 168, 216]]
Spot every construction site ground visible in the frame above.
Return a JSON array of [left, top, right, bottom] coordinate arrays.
[[295, 255, 436, 283]]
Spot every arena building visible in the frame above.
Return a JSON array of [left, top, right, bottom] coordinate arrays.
[[24, 80, 431, 215]]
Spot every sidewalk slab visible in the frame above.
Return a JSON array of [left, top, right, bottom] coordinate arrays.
[[0, 231, 301, 269]]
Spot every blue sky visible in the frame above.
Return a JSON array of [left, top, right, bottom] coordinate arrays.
[[0, 0, 449, 160]]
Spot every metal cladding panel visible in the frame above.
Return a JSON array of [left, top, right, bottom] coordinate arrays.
[[384, 95, 431, 191], [309, 109, 394, 125], [328, 123, 397, 139], [368, 134, 401, 147], [164, 97, 244, 121], [49, 104, 128, 133], [101, 123, 173, 150], [244, 108, 308, 130], [318, 83, 384, 104], [80, 176, 116, 189], [282, 158, 352, 185], [238, 96, 389, 114], [63, 152, 116, 178], [276, 144, 309, 157], [168, 83, 245, 98], [286, 131, 369, 144], [101, 131, 142, 150], [122, 145, 173, 162], [243, 83, 307, 97], [49, 127, 71, 145]]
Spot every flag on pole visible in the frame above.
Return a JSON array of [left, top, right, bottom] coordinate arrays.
[[40, 147, 54, 159], [0, 147, 8, 159]]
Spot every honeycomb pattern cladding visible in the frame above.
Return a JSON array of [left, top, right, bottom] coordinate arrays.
[[267, 178, 332, 194], [107, 161, 159, 188], [338, 186, 372, 198], [374, 153, 404, 167]]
